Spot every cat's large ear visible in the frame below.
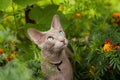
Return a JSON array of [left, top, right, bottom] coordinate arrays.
[[27, 28, 44, 44], [51, 14, 62, 29]]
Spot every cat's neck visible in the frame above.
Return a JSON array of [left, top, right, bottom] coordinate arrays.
[[41, 49, 65, 64]]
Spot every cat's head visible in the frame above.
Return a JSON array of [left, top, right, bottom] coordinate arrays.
[[27, 15, 68, 52]]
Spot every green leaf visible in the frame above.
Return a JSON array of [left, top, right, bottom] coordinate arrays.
[[36, 0, 65, 7], [29, 5, 69, 30], [0, 59, 32, 80], [52, 0, 65, 5], [36, 0, 52, 7], [29, 5, 59, 24], [13, 0, 40, 7], [0, 0, 11, 10]]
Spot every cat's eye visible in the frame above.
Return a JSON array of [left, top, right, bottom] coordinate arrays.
[[59, 31, 63, 35], [47, 36, 54, 41]]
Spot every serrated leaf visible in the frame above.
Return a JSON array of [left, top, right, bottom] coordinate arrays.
[[0, 0, 11, 10], [13, 0, 40, 7]]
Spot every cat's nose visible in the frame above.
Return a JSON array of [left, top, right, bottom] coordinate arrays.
[[60, 39, 65, 44]]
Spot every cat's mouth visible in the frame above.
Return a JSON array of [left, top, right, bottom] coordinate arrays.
[[52, 44, 67, 50], [49, 41, 68, 51], [61, 40, 68, 48]]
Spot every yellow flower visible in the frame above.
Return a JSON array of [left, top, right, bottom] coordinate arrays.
[[58, 5, 64, 11], [103, 40, 112, 52]]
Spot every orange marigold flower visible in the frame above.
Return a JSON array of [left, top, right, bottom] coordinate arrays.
[[112, 44, 120, 49], [112, 12, 120, 25], [0, 49, 5, 54], [112, 12, 120, 18], [103, 40, 112, 52], [75, 13, 82, 18], [105, 39, 111, 44], [8, 51, 17, 61]]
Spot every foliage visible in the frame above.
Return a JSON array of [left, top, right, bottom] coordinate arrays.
[[0, 0, 120, 80], [0, 59, 32, 80]]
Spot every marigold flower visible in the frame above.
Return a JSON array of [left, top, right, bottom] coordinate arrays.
[[8, 51, 17, 61], [112, 44, 117, 49], [0, 49, 5, 54], [103, 40, 112, 52], [112, 12, 120, 18], [75, 13, 82, 18], [112, 12, 120, 25], [112, 44, 120, 49]]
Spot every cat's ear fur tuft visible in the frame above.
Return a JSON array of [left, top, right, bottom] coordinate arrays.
[[51, 14, 62, 30], [27, 28, 44, 44]]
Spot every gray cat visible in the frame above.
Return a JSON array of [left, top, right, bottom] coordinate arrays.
[[27, 15, 73, 80]]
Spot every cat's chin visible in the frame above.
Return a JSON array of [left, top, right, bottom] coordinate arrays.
[[60, 44, 67, 49]]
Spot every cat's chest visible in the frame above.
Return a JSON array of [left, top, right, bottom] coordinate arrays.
[[41, 53, 73, 80], [42, 56, 71, 73], [43, 62, 73, 80], [54, 58, 71, 72]]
